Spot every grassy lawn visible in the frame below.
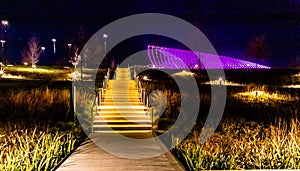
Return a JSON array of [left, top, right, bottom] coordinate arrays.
[[1, 65, 73, 80]]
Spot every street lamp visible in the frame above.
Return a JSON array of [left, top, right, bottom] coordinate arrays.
[[103, 34, 108, 52], [0, 40, 5, 47], [67, 43, 72, 60], [0, 40, 5, 64], [2, 20, 8, 65], [41, 46, 45, 57], [103, 34, 108, 69], [1, 20, 8, 27], [52, 39, 56, 54]]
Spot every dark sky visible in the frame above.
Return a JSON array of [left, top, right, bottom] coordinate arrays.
[[1, 0, 300, 66]]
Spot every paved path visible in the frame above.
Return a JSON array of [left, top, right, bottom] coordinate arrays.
[[57, 133, 185, 171]]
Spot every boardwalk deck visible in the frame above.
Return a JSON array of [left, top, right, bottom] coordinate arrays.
[[58, 68, 184, 170], [57, 133, 185, 171]]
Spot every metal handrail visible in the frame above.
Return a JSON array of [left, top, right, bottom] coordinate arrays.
[[93, 68, 110, 132], [135, 75, 156, 134], [98, 68, 110, 104]]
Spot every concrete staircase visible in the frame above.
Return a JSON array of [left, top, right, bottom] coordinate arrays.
[[93, 68, 152, 133]]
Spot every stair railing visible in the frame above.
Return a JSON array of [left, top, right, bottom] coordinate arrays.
[[99, 68, 110, 103], [135, 76, 156, 133], [94, 68, 111, 132]]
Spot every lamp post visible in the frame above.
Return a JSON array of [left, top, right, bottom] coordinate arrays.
[[0, 40, 5, 64], [103, 33, 108, 69], [41, 46, 45, 58], [52, 39, 56, 54], [67, 43, 72, 66], [67, 43, 72, 60], [69, 54, 79, 124], [103, 34, 108, 52], [2, 20, 8, 65]]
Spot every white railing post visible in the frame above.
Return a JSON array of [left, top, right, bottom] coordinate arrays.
[[133, 68, 137, 78]]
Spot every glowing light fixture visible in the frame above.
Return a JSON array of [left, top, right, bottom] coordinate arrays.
[[0, 40, 5, 47], [103, 34, 108, 52], [1, 20, 8, 26], [52, 39, 56, 54]]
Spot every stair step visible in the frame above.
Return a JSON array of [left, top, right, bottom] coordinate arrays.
[[98, 109, 147, 112], [103, 98, 141, 103], [93, 124, 152, 130], [93, 119, 151, 123], [98, 110, 148, 114], [95, 115, 150, 119], [93, 130, 151, 134], [93, 122, 151, 126], [93, 124, 151, 128], [101, 102, 142, 105], [98, 106, 147, 110], [105, 92, 140, 94], [105, 89, 138, 91], [106, 88, 138, 90], [104, 94, 140, 97]]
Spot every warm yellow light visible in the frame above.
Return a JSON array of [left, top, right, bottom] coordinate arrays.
[[252, 90, 263, 96], [24, 62, 28, 66], [233, 89, 294, 103]]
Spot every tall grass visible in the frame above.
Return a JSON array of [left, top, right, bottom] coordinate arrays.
[[0, 124, 84, 171], [0, 88, 71, 124], [173, 117, 300, 170]]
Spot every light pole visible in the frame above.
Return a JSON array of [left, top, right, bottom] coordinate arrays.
[[41, 46, 45, 57], [103, 33, 108, 69], [69, 54, 79, 124], [0, 40, 5, 64], [52, 39, 56, 54], [2, 20, 8, 65], [103, 34, 108, 52], [67, 43, 72, 61]]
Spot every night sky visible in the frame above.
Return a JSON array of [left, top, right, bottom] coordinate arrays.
[[1, 0, 300, 66]]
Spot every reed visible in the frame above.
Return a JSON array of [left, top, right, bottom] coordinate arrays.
[[173, 117, 300, 170], [0, 88, 71, 124], [0, 124, 83, 171]]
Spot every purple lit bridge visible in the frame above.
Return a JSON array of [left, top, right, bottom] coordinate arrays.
[[147, 45, 270, 69]]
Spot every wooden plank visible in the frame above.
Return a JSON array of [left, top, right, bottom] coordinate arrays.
[[57, 133, 184, 171]]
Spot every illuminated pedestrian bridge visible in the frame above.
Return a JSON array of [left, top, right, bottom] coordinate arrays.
[[147, 45, 270, 69]]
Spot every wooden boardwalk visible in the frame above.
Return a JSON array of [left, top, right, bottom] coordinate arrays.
[[57, 133, 185, 171], [58, 68, 184, 170]]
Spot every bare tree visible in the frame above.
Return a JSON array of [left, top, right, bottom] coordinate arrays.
[[22, 36, 42, 68], [245, 34, 271, 63]]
